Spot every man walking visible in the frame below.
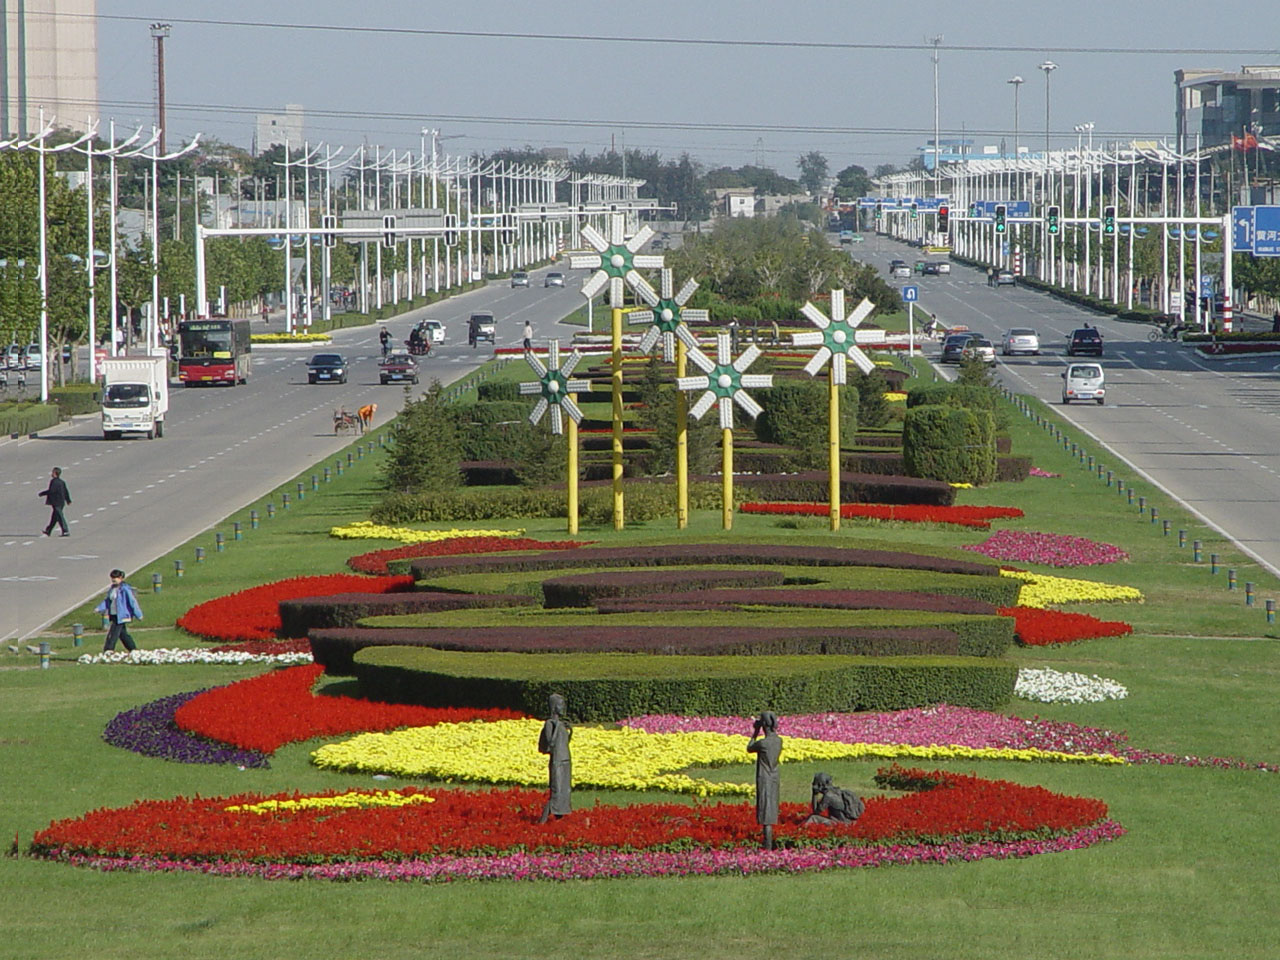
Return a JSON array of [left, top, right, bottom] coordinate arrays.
[[523, 320, 533, 353], [38, 467, 71, 537]]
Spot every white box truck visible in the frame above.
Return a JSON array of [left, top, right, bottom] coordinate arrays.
[[101, 354, 169, 439]]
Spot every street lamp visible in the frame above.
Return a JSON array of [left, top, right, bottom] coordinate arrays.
[[1007, 76, 1024, 157], [1039, 61, 1057, 158]]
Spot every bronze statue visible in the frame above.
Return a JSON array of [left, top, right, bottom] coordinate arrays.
[[746, 711, 783, 849], [802, 772, 865, 826], [537, 693, 572, 823]]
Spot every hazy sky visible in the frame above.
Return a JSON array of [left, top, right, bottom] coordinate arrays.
[[96, 1, 1280, 175]]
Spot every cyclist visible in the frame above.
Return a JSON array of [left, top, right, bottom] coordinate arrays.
[[379, 326, 391, 357]]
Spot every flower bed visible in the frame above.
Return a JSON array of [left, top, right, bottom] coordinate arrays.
[[998, 607, 1133, 646], [964, 531, 1127, 567], [77, 648, 314, 666], [210, 639, 312, 656], [28, 766, 1117, 878], [172, 664, 526, 754], [541, 568, 786, 608], [277, 590, 536, 638], [176, 574, 415, 643], [348, 536, 593, 575], [596, 588, 997, 616], [741, 502, 1025, 529], [999, 569, 1143, 607], [1015, 668, 1129, 703], [102, 691, 269, 768], [329, 522, 526, 543], [1028, 467, 1061, 478]]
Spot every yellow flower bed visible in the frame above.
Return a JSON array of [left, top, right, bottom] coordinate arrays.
[[329, 521, 526, 543], [949, 482, 973, 489], [251, 333, 332, 344], [1000, 569, 1144, 608], [225, 790, 434, 815], [310, 720, 1126, 796], [884, 392, 907, 402]]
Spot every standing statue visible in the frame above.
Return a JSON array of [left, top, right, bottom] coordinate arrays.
[[537, 693, 572, 823], [746, 711, 783, 849], [802, 772, 865, 826]]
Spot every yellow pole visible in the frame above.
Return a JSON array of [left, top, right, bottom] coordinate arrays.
[[829, 372, 841, 531], [567, 398, 579, 535], [676, 338, 688, 529], [611, 305, 624, 530], [722, 426, 733, 530]]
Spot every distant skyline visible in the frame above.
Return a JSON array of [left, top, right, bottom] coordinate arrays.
[[93, 1, 1280, 176]]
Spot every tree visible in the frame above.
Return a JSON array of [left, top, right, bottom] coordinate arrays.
[[382, 382, 462, 493], [796, 152, 829, 196], [833, 164, 871, 201]]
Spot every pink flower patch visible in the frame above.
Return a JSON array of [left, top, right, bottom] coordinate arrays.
[[962, 530, 1127, 567], [1029, 467, 1060, 478]]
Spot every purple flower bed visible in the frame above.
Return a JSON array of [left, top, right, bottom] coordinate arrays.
[[102, 690, 268, 768], [278, 591, 536, 637], [961, 530, 1128, 567], [48, 821, 1126, 882], [597, 589, 997, 616]]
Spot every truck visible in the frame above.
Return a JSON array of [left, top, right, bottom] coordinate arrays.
[[101, 354, 170, 439]]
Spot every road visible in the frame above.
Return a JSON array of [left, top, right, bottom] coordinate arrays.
[[0, 263, 587, 641], [868, 235, 1280, 577]]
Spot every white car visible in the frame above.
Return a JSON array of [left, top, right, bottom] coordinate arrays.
[[420, 319, 445, 344], [936, 261, 951, 274], [891, 264, 911, 279], [961, 338, 997, 365], [1062, 363, 1105, 405], [4, 343, 21, 369], [1001, 328, 1040, 356]]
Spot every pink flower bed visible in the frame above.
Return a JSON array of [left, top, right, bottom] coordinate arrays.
[[962, 530, 1127, 567], [1029, 467, 1061, 478]]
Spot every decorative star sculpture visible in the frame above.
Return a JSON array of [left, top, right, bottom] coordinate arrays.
[[569, 213, 665, 307], [791, 289, 878, 384], [518, 340, 590, 435], [676, 332, 773, 429], [628, 268, 710, 362]]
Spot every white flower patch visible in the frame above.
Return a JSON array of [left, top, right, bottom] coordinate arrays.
[[1015, 667, 1128, 703], [77, 648, 313, 666]]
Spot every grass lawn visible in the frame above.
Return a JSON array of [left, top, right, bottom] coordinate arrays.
[[3, 381, 1279, 960]]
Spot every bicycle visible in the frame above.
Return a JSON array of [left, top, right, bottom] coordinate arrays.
[[1148, 325, 1183, 342]]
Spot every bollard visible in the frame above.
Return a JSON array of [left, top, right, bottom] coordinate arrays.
[[233, 521, 242, 540], [1162, 519, 1171, 536], [311, 474, 319, 492], [1228, 569, 1237, 590], [267, 502, 276, 519], [251, 509, 260, 529], [1210, 553, 1219, 574], [1097, 464, 1104, 479], [356, 445, 363, 460], [336, 459, 344, 477], [72, 623, 83, 647], [347, 452, 353, 466], [1178, 529, 1187, 548], [296, 482, 305, 501], [215, 532, 225, 553], [282, 493, 290, 510], [324, 466, 331, 483], [1150, 507, 1159, 525], [1071, 442, 1077, 456], [1193, 540, 1202, 563], [1126, 488, 1134, 505], [1118, 479, 1125, 494], [1267, 599, 1276, 624], [152, 572, 162, 593], [101, 612, 109, 630], [38, 640, 51, 670], [1138, 496, 1146, 514], [378, 434, 385, 448], [174, 559, 184, 578], [1246, 582, 1256, 606], [195, 546, 205, 563], [1106, 470, 1113, 487]]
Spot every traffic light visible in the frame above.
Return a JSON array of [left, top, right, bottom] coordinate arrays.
[[995, 204, 1007, 234], [1047, 205, 1060, 236], [937, 204, 950, 232], [539, 205, 548, 223], [321, 214, 337, 249], [443, 213, 459, 246], [874, 202, 883, 220], [910, 202, 919, 220], [500, 213, 517, 245], [1103, 205, 1116, 236], [381, 215, 396, 249]]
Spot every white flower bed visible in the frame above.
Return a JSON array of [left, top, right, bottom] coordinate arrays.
[[76, 648, 313, 666], [1015, 667, 1128, 703]]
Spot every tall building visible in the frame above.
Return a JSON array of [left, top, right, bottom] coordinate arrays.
[[254, 104, 304, 153], [1175, 65, 1280, 150], [1, 0, 98, 137]]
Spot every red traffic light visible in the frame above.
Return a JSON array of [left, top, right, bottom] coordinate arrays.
[[938, 205, 950, 231]]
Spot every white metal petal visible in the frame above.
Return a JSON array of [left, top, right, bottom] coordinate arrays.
[[626, 271, 659, 305], [528, 396, 549, 425], [683, 344, 716, 375], [524, 352, 548, 378], [848, 345, 877, 375], [628, 309, 656, 328], [560, 350, 581, 377], [631, 255, 665, 269], [659, 329, 676, 363], [802, 348, 830, 378], [739, 374, 773, 389], [680, 308, 710, 325], [675, 277, 698, 305], [580, 223, 608, 252], [689, 390, 717, 421], [637, 325, 661, 355], [733, 343, 761, 373], [718, 396, 735, 430], [564, 378, 591, 394], [660, 269, 674, 300], [548, 404, 564, 435], [800, 301, 831, 329], [734, 389, 763, 420], [847, 297, 875, 328], [581, 270, 609, 299], [569, 253, 602, 270], [519, 381, 543, 395], [831, 350, 848, 385], [715, 332, 732, 366], [792, 330, 824, 347], [830, 288, 846, 323], [608, 275, 624, 307], [608, 213, 626, 245], [676, 375, 710, 391], [625, 225, 654, 252], [561, 395, 584, 423], [547, 340, 561, 369], [675, 325, 700, 350]]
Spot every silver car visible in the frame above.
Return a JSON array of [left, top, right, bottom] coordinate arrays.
[[544, 272, 565, 288], [961, 338, 997, 365], [1001, 328, 1040, 356], [510, 271, 530, 288]]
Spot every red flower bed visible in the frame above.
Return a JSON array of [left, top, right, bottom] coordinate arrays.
[[348, 536, 593, 575], [173, 664, 525, 754], [741, 502, 1024, 528], [209, 639, 312, 655], [29, 765, 1108, 864], [997, 607, 1134, 646], [176, 575, 416, 643]]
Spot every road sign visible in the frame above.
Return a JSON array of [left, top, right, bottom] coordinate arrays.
[[902, 285, 919, 302], [1002, 241, 1010, 256], [1200, 275, 1215, 298], [1234, 205, 1280, 256]]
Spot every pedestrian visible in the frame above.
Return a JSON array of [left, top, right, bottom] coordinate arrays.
[[746, 711, 783, 849], [95, 568, 143, 653], [379, 326, 391, 357], [522, 320, 533, 352], [986, 266, 995, 288], [1271, 311, 1280, 334], [38, 466, 71, 537], [261, 303, 270, 323]]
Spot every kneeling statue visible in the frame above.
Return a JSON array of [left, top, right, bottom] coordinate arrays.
[[803, 772, 864, 826]]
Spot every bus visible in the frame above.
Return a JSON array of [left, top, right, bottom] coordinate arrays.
[[177, 318, 252, 386]]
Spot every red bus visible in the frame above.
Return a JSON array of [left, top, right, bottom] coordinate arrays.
[[177, 319, 252, 386]]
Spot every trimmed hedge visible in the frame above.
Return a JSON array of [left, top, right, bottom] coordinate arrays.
[[902, 404, 996, 485], [737, 470, 956, 506], [49, 383, 102, 416], [349, 646, 1017, 718], [373, 482, 730, 524], [541, 568, 786, 608], [840, 452, 1027, 483], [0, 401, 60, 435], [596, 587, 998, 616], [278, 591, 535, 638]]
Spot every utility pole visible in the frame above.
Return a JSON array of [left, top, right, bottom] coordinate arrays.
[[930, 35, 942, 196], [150, 23, 171, 153]]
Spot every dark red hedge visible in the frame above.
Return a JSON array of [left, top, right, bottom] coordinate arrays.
[[542, 569, 785, 608], [278, 591, 537, 638], [595, 588, 998, 616]]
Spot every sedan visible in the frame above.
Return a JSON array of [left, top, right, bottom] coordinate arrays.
[[940, 333, 974, 363], [307, 353, 348, 384], [921, 262, 940, 276], [1066, 327, 1104, 357], [1001, 328, 1040, 356], [891, 264, 912, 279], [544, 271, 565, 288], [961, 338, 997, 365], [379, 351, 419, 385], [935, 261, 951, 274], [420, 319, 445, 343], [510, 271, 530, 288], [995, 270, 1016, 286]]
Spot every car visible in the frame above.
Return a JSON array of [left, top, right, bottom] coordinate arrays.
[[307, 353, 348, 384], [961, 338, 997, 365], [848, 233, 864, 243], [419, 319, 445, 343], [379, 351, 419, 385], [889, 258, 906, 269], [995, 270, 1016, 286], [940, 333, 974, 363], [839, 230, 854, 245], [1066, 327, 1104, 357], [510, 271, 530, 288], [1001, 328, 1041, 356], [935, 261, 951, 274], [468, 312, 496, 347], [1062, 362, 1105, 405], [922, 262, 940, 276], [891, 264, 912, 279], [544, 271, 565, 288], [5, 343, 22, 368], [22, 343, 41, 369], [914, 260, 927, 274]]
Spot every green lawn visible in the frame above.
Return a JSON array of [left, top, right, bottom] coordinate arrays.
[[3, 384, 1279, 960]]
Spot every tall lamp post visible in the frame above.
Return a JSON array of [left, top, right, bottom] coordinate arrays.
[[1007, 76, 1024, 161], [1039, 61, 1057, 158]]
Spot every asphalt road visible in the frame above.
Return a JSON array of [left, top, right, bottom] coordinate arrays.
[[868, 235, 1280, 578], [0, 262, 587, 642]]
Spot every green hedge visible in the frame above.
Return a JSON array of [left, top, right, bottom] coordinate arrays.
[[0, 402, 60, 435], [49, 383, 101, 416], [351, 646, 1017, 718], [902, 405, 996, 485], [754, 379, 859, 456]]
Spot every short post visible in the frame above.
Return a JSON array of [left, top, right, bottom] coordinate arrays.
[[1193, 540, 1202, 562], [233, 521, 243, 541], [1246, 582, 1256, 606], [1228, 569, 1237, 590], [356, 445, 363, 460], [174, 559, 184, 578], [215, 532, 225, 552], [38, 640, 51, 669], [324, 466, 331, 483], [1178, 529, 1187, 548], [336, 459, 344, 476], [151, 572, 162, 593], [250, 509, 260, 529], [195, 546, 205, 563], [311, 474, 319, 491], [267, 502, 276, 519], [1118, 480, 1125, 494], [1106, 470, 1113, 486], [1210, 553, 1219, 574], [1267, 599, 1276, 624], [72, 623, 83, 647], [1138, 495, 1146, 514], [1126, 488, 1134, 505], [1150, 507, 1159, 524], [282, 493, 290, 509], [346, 452, 353, 466], [1162, 519, 1171, 536], [296, 481, 305, 501]]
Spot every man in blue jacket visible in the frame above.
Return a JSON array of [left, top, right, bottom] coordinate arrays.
[[95, 569, 143, 652], [38, 466, 71, 537]]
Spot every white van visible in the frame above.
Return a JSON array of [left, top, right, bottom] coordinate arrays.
[[1062, 363, 1105, 405]]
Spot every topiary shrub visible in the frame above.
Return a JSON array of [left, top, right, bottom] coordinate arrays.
[[754, 380, 858, 466], [902, 404, 996, 485]]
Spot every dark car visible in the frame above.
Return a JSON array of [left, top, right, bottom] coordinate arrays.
[[467, 312, 496, 347], [940, 333, 974, 363], [378, 350, 419, 385], [922, 262, 941, 276], [1066, 327, 1104, 357], [307, 353, 348, 384]]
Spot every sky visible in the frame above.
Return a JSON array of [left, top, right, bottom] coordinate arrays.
[[94, 0, 1280, 177]]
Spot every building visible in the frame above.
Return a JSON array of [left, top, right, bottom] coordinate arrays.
[[1, 0, 98, 137], [713, 187, 756, 218], [254, 104, 304, 153], [918, 139, 976, 171], [1175, 66, 1280, 150]]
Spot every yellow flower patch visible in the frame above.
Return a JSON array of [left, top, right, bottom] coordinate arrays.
[[1000, 569, 1144, 608], [329, 521, 526, 543], [884, 392, 907, 402], [310, 720, 1126, 796], [225, 790, 434, 815], [251, 333, 332, 344]]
